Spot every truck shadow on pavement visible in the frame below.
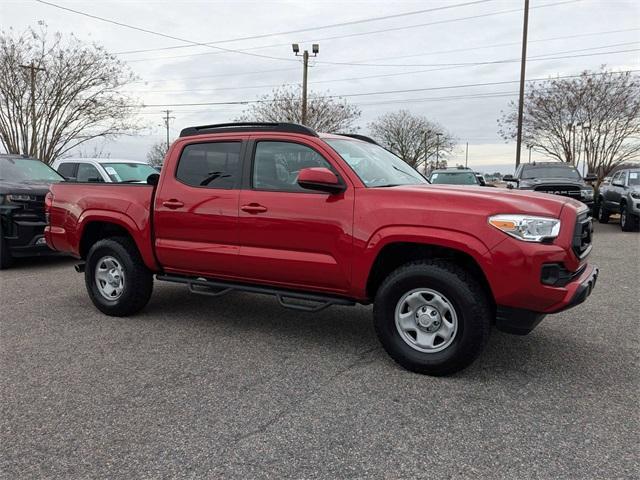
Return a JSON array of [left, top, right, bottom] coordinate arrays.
[[140, 284, 619, 383]]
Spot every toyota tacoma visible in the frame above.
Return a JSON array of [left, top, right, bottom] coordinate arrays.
[[45, 123, 598, 375]]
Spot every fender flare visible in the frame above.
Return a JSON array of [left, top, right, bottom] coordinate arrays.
[[76, 210, 158, 270], [352, 225, 492, 299]]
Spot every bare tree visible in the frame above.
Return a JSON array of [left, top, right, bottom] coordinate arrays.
[[237, 86, 361, 132], [368, 110, 455, 172], [0, 26, 141, 164], [146, 141, 167, 167], [498, 69, 640, 182]]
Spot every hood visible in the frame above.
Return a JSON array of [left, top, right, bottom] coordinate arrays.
[[386, 183, 578, 217], [0, 179, 59, 196]]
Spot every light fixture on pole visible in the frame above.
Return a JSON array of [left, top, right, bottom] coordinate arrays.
[[292, 43, 319, 125]]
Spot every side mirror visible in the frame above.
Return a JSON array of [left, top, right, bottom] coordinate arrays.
[[297, 167, 344, 194], [584, 173, 597, 182], [503, 174, 517, 183], [147, 173, 160, 186]]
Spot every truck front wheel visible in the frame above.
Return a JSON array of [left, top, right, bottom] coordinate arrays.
[[85, 237, 153, 316], [373, 260, 491, 376], [620, 203, 638, 232]]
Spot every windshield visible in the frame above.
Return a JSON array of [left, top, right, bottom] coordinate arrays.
[[430, 171, 478, 185], [522, 165, 581, 180], [325, 139, 427, 187], [0, 158, 64, 183], [628, 171, 640, 186], [102, 162, 158, 182]]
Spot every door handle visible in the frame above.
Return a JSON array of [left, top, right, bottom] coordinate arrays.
[[241, 203, 268, 214], [162, 199, 184, 209]]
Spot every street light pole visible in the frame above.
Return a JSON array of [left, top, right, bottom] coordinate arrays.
[[436, 133, 442, 165], [292, 43, 319, 125], [515, 0, 530, 168], [465, 142, 469, 168]]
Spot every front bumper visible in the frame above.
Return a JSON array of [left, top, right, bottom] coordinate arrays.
[[496, 265, 598, 335], [2, 216, 57, 257]]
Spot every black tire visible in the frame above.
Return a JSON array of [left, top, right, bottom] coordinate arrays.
[[597, 201, 610, 224], [0, 228, 12, 270], [85, 236, 153, 316], [620, 203, 638, 232], [373, 259, 491, 376]]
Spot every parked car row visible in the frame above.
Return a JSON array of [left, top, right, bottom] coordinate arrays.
[[0, 154, 159, 269]]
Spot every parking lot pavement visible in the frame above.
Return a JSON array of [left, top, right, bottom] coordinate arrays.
[[1, 223, 638, 479]]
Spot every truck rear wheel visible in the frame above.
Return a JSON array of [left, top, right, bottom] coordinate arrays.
[[85, 237, 153, 316], [597, 201, 610, 223], [373, 260, 491, 376]]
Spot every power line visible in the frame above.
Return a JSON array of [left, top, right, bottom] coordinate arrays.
[[122, 42, 640, 94], [119, 0, 580, 64], [113, 0, 495, 55], [133, 69, 639, 107], [318, 44, 640, 68], [35, 0, 298, 63], [124, 27, 639, 86]]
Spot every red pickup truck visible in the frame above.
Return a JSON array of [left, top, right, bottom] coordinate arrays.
[[45, 123, 598, 375]]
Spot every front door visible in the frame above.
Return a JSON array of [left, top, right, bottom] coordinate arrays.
[[236, 138, 354, 294], [154, 139, 244, 277]]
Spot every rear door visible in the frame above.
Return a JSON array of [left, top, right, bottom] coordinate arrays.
[[153, 137, 245, 277], [236, 137, 354, 293], [608, 171, 625, 208]]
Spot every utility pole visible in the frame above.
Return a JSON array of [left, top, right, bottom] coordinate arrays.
[[292, 43, 319, 125], [19, 62, 46, 157], [435, 133, 443, 165], [465, 142, 469, 168], [162, 110, 175, 151], [423, 130, 429, 174], [514, 0, 530, 168]]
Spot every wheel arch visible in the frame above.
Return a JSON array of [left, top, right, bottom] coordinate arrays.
[[364, 238, 495, 311], [77, 211, 158, 270]]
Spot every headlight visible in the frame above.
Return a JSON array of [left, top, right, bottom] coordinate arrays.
[[631, 192, 640, 199], [489, 215, 561, 242], [580, 189, 594, 200], [6, 194, 36, 202]]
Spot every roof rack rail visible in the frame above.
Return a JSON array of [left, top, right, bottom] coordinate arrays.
[[339, 133, 380, 145], [179, 122, 318, 138]]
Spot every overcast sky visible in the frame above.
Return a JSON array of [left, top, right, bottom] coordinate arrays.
[[2, 0, 639, 172]]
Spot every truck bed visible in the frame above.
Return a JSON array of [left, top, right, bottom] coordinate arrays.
[[45, 183, 157, 268]]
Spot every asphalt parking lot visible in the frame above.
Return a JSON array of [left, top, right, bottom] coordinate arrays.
[[1, 222, 638, 479]]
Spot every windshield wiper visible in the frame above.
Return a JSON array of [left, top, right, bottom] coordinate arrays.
[[392, 164, 415, 177]]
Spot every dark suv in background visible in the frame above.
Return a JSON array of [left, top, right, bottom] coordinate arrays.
[[0, 154, 64, 268], [504, 162, 597, 212], [597, 168, 640, 231]]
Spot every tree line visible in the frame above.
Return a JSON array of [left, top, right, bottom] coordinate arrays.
[[1, 27, 638, 181]]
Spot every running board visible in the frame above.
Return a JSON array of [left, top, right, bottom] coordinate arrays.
[[156, 274, 356, 312]]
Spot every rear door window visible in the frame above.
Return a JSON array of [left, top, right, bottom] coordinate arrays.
[[57, 162, 77, 179], [176, 142, 242, 189], [76, 163, 103, 182]]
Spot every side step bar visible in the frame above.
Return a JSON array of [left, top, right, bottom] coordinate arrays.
[[156, 274, 356, 312]]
